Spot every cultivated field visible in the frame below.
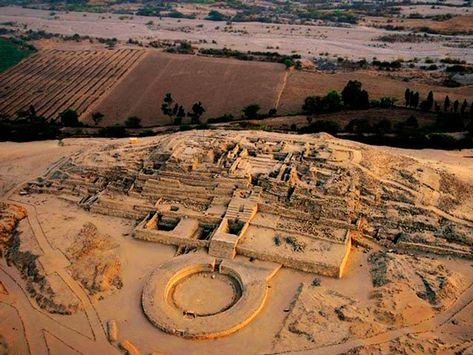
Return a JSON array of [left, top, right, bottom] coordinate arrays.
[[85, 51, 286, 126], [1, 48, 471, 125], [0, 48, 145, 119], [278, 70, 473, 115]]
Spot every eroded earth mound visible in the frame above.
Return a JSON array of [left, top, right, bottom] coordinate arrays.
[[66, 222, 122, 298]]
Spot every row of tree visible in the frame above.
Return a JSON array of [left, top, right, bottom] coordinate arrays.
[[404, 88, 471, 114], [302, 80, 370, 114], [160, 93, 205, 125]]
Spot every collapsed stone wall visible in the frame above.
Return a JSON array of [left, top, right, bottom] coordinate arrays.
[[236, 245, 345, 278]]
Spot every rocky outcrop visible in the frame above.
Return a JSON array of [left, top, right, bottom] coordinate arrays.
[[0, 203, 26, 255]]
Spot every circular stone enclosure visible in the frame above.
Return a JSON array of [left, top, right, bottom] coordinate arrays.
[[142, 255, 269, 339], [170, 271, 242, 317]]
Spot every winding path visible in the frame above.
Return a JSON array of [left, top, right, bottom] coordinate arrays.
[[0, 151, 118, 355]]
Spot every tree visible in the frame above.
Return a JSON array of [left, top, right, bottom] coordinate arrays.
[[444, 95, 450, 112], [359, 90, 370, 109], [125, 116, 141, 128], [325, 90, 342, 112], [410, 91, 419, 109], [302, 91, 341, 114], [341, 80, 369, 109], [302, 120, 340, 135], [188, 101, 205, 124], [59, 108, 80, 127], [406, 115, 418, 128], [460, 99, 468, 114], [404, 88, 411, 107], [374, 119, 392, 135], [453, 100, 459, 113], [175, 105, 185, 125], [426, 91, 434, 111], [419, 91, 433, 111], [341, 80, 361, 108], [346, 118, 371, 135], [302, 96, 323, 114], [242, 104, 260, 119], [17, 105, 38, 122], [161, 93, 174, 121], [92, 112, 104, 126]]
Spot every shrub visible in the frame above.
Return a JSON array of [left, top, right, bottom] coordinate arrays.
[[301, 120, 340, 135], [207, 114, 234, 124], [242, 104, 261, 119], [125, 116, 142, 128], [345, 118, 372, 134], [98, 124, 127, 137], [427, 134, 458, 149], [59, 108, 80, 127]]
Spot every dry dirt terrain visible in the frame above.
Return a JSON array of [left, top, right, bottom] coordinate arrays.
[[86, 51, 286, 126], [363, 15, 473, 35], [1, 47, 471, 125], [1, 6, 472, 62], [0, 131, 472, 354]]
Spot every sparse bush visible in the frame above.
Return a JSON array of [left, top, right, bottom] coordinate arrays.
[[59, 108, 80, 127], [98, 124, 127, 138], [125, 116, 141, 128], [301, 120, 340, 135], [242, 104, 261, 119]]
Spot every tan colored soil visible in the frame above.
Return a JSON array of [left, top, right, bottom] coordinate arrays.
[[85, 51, 286, 126], [0, 134, 472, 354]]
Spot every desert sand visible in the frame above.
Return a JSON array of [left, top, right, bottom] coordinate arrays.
[[0, 131, 472, 354]]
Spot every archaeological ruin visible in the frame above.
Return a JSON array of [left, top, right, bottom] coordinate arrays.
[[18, 130, 473, 340]]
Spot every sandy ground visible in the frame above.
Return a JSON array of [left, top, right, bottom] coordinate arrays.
[[0, 140, 83, 196], [399, 5, 471, 16], [378, 145, 473, 184], [1, 6, 472, 61], [0, 135, 472, 354]]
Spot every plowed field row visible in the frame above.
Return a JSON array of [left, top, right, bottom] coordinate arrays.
[[0, 49, 145, 119]]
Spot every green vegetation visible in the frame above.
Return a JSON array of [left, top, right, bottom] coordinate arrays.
[[206, 10, 228, 21], [59, 109, 81, 127], [198, 48, 300, 66], [242, 104, 261, 120], [125, 116, 142, 128], [0, 37, 36, 72]]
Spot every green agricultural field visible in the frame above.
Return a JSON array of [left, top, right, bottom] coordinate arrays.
[[0, 37, 35, 72]]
